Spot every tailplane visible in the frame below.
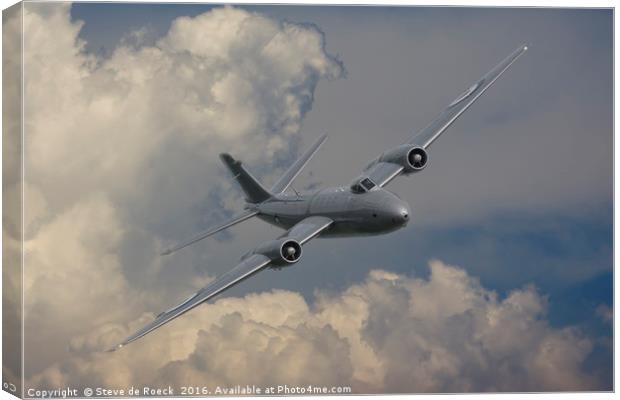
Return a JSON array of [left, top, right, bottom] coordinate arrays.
[[271, 134, 327, 194], [161, 209, 258, 256], [219, 153, 272, 203]]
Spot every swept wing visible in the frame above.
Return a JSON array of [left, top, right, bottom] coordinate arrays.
[[109, 253, 271, 351], [110, 216, 333, 350], [278, 215, 333, 244], [361, 45, 528, 188]]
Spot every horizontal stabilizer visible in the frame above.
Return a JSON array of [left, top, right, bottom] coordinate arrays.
[[271, 134, 328, 194], [161, 210, 258, 256]]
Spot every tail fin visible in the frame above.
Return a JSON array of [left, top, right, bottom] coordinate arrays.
[[270, 134, 328, 194], [219, 153, 272, 203]]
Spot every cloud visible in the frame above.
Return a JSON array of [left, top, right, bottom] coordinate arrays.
[[3, 3, 25, 388], [17, 2, 343, 380], [22, 4, 343, 218], [596, 304, 612, 324], [28, 261, 600, 392]]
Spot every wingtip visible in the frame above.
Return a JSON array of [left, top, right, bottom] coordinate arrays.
[[104, 343, 123, 353], [219, 153, 235, 163]]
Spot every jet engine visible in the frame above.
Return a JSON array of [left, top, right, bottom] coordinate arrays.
[[252, 238, 302, 266], [380, 144, 428, 173]]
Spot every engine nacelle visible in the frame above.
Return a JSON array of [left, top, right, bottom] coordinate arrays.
[[252, 238, 302, 266], [379, 144, 428, 173]]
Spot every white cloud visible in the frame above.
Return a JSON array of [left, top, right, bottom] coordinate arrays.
[[28, 261, 600, 392], [23, 4, 343, 217], [18, 1, 343, 381]]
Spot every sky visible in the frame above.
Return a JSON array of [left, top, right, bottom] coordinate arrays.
[[4, 2, 612, 394]]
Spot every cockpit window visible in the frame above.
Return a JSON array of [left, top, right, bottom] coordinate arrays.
[[351, 177, 376, 194], [360, 178, 376, 191]]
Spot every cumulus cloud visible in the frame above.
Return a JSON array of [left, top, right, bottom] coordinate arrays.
[[596, 304, 612, 324], [3, 3, 25, 388], [18, 1, 343, 381], [22, 3, 342, 218], [28, 261, 600, 392]]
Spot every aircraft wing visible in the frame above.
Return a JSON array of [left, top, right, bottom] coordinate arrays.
[[279, 215, 333, 244], [108, 253, 271, 351], [407, 45, 528, 149], [362, 161, 406, 189], [361, 45, 528, 188], [110, 216, 333, 351]]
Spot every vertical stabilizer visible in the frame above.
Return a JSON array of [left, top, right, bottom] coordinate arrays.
[[219, 154, 272, 203]]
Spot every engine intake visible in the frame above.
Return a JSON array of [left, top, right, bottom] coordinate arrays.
[[379, 144, 428, 173], [407, 147, 428, 170], [252, 238, 302, 266], [279, 240, 302, 264]]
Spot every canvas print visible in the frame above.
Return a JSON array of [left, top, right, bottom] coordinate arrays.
[[2, 1, 613, 397]]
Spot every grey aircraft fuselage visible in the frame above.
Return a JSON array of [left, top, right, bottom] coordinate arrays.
[[252, 187, 410, 237]]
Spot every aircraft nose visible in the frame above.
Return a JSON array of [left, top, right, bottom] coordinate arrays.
[[390, 203, 410, 225], [401, 208, 409, 222]]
